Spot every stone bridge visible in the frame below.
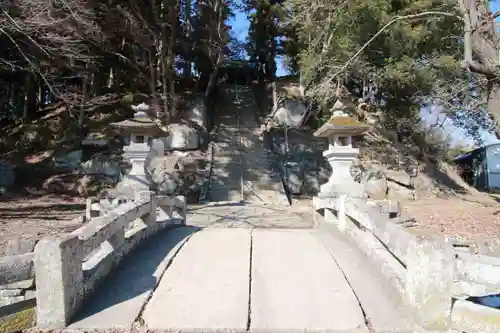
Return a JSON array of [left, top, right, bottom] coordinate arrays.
[[28, 191, 500, 333], [32, 191, 421, 333], [3, 84, 498, 333]]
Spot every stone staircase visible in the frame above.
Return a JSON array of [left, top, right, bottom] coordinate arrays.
[[209, 84, 288, 205]]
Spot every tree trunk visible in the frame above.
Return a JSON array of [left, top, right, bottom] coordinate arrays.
[[22, 75, 37, 121], [459, 0, 500, 137], [183, 0, 192, 81], [78, 77, 88, 128]]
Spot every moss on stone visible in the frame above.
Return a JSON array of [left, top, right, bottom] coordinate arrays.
[[327, 116, 361, 126], [0, 306, 36, 333]]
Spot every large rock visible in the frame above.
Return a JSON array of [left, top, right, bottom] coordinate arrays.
[[80, 154, 121, 181], [53, 150, 83, 170], [364, 178, 388, 200], [273, 99, 308, 127], [285, 161, 304, 195], [42, 173, 113, 196], [386, 169, 412, 187], [0, 160, 15, 188], [302, 170, 320, 195], [164, 123, 199, 151], [387, 181, 415, 201], [184, 96, 207, 130]]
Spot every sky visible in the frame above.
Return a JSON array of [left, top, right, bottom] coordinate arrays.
[[227, 7, 288, 76], [227, 2, 500, 147]]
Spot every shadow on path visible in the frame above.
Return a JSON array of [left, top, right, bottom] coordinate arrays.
[[70, 225, 199, 327]]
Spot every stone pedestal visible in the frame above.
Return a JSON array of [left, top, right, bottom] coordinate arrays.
[[117, 144, 150, 193], [319, 140, 364, 197]]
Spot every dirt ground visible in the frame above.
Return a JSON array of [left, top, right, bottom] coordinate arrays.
[[0, 193, 86, 256], [402, 196, 500, 241]]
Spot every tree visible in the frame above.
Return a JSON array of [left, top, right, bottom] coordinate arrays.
[[458, 0, 500, 137], [245, 0, 285, 82], [0, 0, 236, 130]]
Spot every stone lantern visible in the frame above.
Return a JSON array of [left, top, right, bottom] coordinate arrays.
[[314, 100, 371, 197], [111, 109, 165, 194]]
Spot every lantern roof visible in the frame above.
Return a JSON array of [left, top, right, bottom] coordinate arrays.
[[314, 100, 371, 138]]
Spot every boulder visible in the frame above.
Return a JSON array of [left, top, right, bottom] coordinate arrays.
[[302, 170, 320, 195], [360, 164, 385, 183], [285, 161, 304, 195], [184, 96, 207, 130], [42, 173, 113, 196], [0, 160, 15, 188], [53, 150, 83, 170], [386, 169, 412, 187], [164, 123, 199, 151], [387, 181, 415, 201], [364, 178, 388, 200], [273, 99, 308, 127], [80, 154, 121, 181]]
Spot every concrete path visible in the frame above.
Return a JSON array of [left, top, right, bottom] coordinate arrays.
[[142, 228, 251, 331], [250, 229, 366, 332], [141, 228, 369, 332], [69, 225, 423, 332], [68, 226, 197, 329]]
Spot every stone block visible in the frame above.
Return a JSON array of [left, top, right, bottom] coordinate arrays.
[[0, 289, 23, 297], [451, 299, 500, 333], [34, 234, 84, 328], [0, 296, 25, 306], [404, 238, 455, 330], [4, 238, 37, 256], [0, 279, 34, 290], [0, 253, 34, 285]]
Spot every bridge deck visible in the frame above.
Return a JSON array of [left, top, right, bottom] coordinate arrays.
[[69, 225, 420, 332]]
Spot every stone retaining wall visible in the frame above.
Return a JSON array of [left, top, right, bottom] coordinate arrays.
[[0, 244, 39, 332], [34, 192, 186, 328], [314, 196, 500, 332]]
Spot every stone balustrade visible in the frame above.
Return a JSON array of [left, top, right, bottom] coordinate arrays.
[[314, 195, 500, 333], [34, 191, 186, 328]]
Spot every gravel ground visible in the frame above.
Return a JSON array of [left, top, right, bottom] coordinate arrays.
[[0, 194, 86, 255], [402, 197, 500, 241]]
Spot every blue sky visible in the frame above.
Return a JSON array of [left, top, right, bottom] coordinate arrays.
[[227, 2, 500, 147], [227, 7, 288, 76]]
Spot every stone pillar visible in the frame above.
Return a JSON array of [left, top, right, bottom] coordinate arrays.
[[404, 237, 455, 330], [34, 235, 84, 328], [135, 191, 157, 227], [337, 194, 348, 233]]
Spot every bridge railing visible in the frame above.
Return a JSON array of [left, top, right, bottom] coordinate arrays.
[[314, 195, 500, 333], [34, 191, 186, 328]]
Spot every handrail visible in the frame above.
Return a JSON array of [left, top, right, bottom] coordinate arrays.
[[34, 191, 186, 328]]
